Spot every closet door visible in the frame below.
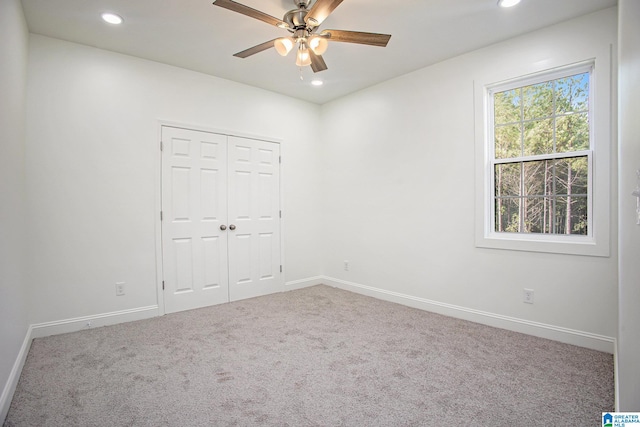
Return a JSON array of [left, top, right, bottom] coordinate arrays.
[[161, 127, 282, 314], [227, 136, 282, 301], [161, 127, 229, 314]]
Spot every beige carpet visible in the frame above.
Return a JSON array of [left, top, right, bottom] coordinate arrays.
[[5, 285, 614, 426]]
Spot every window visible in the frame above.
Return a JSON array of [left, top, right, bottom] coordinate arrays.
[[491, 67, 591, 236], [474, 60, 611, 257]]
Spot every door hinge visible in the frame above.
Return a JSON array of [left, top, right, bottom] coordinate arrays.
[[160, 211, 163, 221], [279, 155, 281, 164], [162, 280, 165, 290], [160, 141, 164, 151], [279, 210, 282, 219], [280, 265, 283, 273]]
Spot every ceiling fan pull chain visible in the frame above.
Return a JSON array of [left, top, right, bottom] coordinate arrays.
[[299, 67, 304, 81]]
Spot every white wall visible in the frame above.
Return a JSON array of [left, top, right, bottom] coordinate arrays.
[[617, 0, 640, 411], [25, 35, 323, 325], [320, 9, 618, 348], [0, 0, 29, 420]]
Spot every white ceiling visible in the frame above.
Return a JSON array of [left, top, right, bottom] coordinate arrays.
[[21, 0, 616, 105]]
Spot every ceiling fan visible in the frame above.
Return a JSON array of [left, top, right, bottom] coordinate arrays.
[[212, 0, 392, 73]]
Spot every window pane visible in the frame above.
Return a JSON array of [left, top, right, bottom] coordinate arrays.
[[495, 163, 521, 197], [570, 196, 588, 235], [495, 197, 520, 233], [495, 124, 521, 159], [569, 157, 588, 195], [523, 160, 552, 197], [555, 156, 588, 196], [524, 118, 554, 156], [523, 197, 553, 234], [556, 196, 588, 235], [490, 68, 591, 238], [556, 73, 589, 114], [494, 89, 521, 125], [556, 113, 589, 152], [523, 81, 554, 120]]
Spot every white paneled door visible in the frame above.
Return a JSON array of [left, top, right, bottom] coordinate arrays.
[[227, 136, 281, 302], [161, 126, 281, 314]]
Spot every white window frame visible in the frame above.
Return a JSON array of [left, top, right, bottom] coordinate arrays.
[[475, 60, 611, 257]]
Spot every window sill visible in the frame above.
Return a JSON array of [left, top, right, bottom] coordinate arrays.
[[476, 232, 610, 257]]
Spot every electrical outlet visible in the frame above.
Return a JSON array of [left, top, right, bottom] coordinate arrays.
[[344, 261, 349, 271], [85, 321, 92, 329], [116, 282, 125, 296], [523, 288, 534, 304]]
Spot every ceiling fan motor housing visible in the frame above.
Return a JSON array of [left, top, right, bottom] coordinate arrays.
[[284, 8, 310, 30]]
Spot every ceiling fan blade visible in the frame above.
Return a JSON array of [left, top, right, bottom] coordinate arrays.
[[213, 0, 288, 28], [233, 39, 278, 58], [305, 0, 344, 27], [321, 29, 391, 47], [309, 50, 328, 73]]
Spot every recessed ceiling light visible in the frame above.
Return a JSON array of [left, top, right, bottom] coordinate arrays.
[[101, 13, 123, 25], [311, 80, 323, 87], [498, 0, 521, 7]]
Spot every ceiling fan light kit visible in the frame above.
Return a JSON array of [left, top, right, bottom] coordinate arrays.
[[212, 0, 391, 73], [309, 36, 328, 55], [296, 44, 312, 67], [274, 37, 295, 56]]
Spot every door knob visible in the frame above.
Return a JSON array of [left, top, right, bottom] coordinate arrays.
[[229, 224, 236, 231], [220, 225, 227, 231]]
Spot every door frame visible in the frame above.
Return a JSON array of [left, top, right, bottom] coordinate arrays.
[[154, 120, 285, 316]]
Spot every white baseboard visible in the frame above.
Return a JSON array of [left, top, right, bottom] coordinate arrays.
[[284, 276, 324, 291], [1, 305, 159, 423], [323, 276, 616, 354], [30, 305, 160, 339], [1, 325, 33, 423]]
